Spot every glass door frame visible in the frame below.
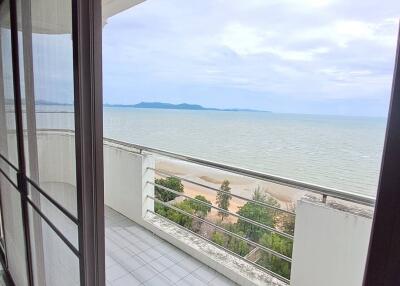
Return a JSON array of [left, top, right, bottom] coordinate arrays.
[[0, 0, 105, 285]]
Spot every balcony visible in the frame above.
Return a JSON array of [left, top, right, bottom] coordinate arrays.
[[30, 129, 375, 286], [105, 206, 236, 286]]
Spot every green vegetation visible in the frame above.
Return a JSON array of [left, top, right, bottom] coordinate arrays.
[[236, 187, 279, 241], [211, 231, 226, 246], [216, 180, 232, 221], [211, 229, 250, 257], [153, 176, 295, 280], [188, 195, 212, 218], [258, 233, 293, 279], [155, 200, 193, 228], [155, 177, 184, 202]]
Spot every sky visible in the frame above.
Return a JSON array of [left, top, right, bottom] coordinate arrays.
[[102, 0, 400, 117]]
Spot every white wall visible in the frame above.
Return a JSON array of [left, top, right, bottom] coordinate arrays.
[[290, 199, 372, 286], [103, 142, 154, 222]]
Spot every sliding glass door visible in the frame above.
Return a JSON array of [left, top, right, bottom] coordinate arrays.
[[0, 0, 104, 285], [0, 1, 29, 285], [17, 0, 79, 285]]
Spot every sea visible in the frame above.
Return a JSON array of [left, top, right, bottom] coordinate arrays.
[[37, 106, 387, 198]]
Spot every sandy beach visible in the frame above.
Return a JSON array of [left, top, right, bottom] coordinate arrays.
[[155, 157, 307, 222]]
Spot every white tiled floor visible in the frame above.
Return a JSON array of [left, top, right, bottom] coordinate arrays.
[[105, 207, 238, 286]]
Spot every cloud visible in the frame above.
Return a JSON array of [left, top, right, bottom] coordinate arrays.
[[102, 0, 400, 116], [220, 23, 330, 61], [301, 18, 398, 48]]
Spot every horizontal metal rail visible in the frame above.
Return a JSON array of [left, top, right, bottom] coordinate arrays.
[[26, 177, 79, 225], [38, 129, 376, 206], [6, 110, 74, 114], [103, 137, 375, 207], [0, 149, 79, 224], [0, 153, 19, 172], [148, 195, 292, 263], [149, 181, 293, 239], [147, 210, 290, 284], [26, 197, 80, 257], [35, 111, 74, 114], [0, 168, 19, 190], [151, 168, 295, 216]]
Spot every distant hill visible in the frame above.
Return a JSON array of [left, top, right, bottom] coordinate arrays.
[[30, 100, 72, 106], [104, 102, 269, 112]]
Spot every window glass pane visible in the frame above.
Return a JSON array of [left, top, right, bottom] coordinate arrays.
[[17, 0, 76, 216], [28, 204, 80, 286], [0, 0, 18, 168], [16, 1, 79, 285], [0, 1, 28, 285], [0, 175, 28, 286]]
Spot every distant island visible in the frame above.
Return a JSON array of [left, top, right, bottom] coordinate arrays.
[[34, 100, 269, 112], [104, 102, 269, 112]]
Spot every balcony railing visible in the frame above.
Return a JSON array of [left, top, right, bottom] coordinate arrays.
[[33, 128, 375, 285], [103, 135, 375, 284]]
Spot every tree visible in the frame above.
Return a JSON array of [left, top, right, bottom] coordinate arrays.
[[227, 231, 250, 256], [188, 195, 212, 218], [236, 187, 280, 241], [216, 180, 232, 221], [281, 204, 296, 235], [154, 177, 184, 202], [186, 195, 212, 232], [258, 232, 293, 280], [155, 200, 194, 229], [211, 231, 226, 246], [210, 225, 250, 256]]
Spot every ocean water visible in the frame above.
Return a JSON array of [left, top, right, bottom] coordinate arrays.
[[103, 107, 386, 197], [36, 106, 387, 197]]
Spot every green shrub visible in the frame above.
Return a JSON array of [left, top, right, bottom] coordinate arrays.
[[155, 177, 184, 202]]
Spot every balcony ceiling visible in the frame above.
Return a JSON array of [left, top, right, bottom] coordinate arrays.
[[0, 0, 145, 34]]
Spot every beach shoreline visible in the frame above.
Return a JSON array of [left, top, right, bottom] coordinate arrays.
[[155, 157, 307, 221]]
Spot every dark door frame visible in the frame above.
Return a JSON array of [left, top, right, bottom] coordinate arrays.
[[5, 0, 105, 285], [72, 0, 105, 285], [363, 24, 400, 286]]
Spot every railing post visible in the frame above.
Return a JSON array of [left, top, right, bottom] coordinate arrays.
[[142, 154, 155, 217]]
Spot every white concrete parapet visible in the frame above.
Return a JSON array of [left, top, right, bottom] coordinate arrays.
[[104, 142, 154, 222], [290, 198, 372, 286]]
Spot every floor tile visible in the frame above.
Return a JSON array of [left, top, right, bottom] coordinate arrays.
[[143, 274, 173, 286], [106, 264, 130, 282], [105, 207, 236, 286], [112, 273, 141, 286], [131, 265, 158, 283], [161, 264, 189, 283]]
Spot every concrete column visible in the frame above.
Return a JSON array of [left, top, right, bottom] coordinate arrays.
[[103, 143, 155, 223], [290, 199, 372, 286]]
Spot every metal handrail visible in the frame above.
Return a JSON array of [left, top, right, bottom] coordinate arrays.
[[103, 137, 375, 207], [26, 197, 79, 257], [147, 210, 291, 284], [38, 129, 376, 207], [151, 168, 295, 215], [148, 195, 292, 263], [149, 181, 294, 239], [0, 168, 19, 190], [26, 177, 79, 225], [0, 153, 19, 172]]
